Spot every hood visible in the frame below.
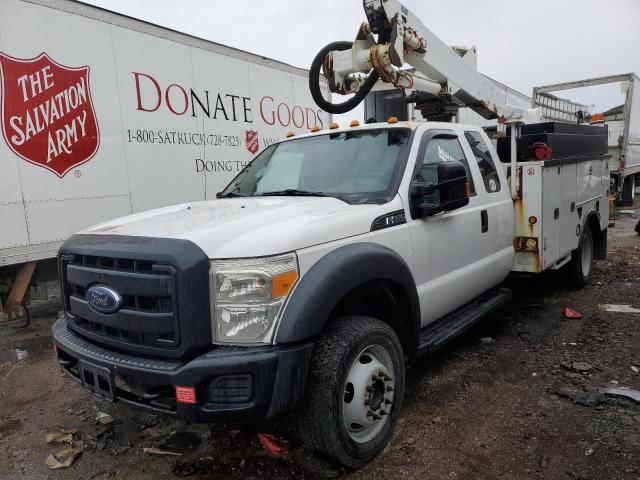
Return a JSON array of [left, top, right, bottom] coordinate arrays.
[[83, 197, 385, 258]]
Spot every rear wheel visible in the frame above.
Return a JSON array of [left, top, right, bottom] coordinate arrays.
[[567, 226, 594, 288], [297, 316, 405, 469]]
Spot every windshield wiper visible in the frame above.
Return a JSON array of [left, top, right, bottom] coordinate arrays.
[[216, 191, 246, 198], [258, 189, 333, 198]]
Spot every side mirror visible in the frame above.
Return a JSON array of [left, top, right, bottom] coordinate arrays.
[[410, 161, 469, 218]]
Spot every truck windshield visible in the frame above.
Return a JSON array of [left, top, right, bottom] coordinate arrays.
[[219, 128, 411, 204]]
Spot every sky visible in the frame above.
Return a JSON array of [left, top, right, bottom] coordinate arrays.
[[82, 0, 640, 121]]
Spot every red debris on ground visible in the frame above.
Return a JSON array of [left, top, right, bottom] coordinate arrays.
[[257, 433, 289, 457], [563, 307, 583, 319]]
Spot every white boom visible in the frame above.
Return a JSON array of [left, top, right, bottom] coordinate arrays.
[[309, 0, 535, 123]]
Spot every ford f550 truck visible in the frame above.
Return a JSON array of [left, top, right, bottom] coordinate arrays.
[[53, 118, 609, 467], [52, 0, 611, 468]]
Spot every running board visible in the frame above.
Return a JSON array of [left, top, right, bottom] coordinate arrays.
[[416, 288, 511, 357]]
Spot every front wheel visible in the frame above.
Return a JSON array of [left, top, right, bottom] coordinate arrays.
[[297, 316, 405, 469], [566, 226, 594, 288]]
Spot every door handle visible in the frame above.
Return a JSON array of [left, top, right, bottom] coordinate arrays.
[[481, 210, 488, 233]]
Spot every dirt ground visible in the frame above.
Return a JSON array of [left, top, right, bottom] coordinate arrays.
[[1, 202, 639, 480]]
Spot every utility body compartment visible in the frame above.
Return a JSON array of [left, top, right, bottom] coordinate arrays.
[[499, 122, 610, 273]]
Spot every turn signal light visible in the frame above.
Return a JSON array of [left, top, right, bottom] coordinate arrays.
[[388, 116, 398, 124], [176, 386, 197, 404], [350, 120, 360, 127], [329, 122, 339, 129], [286, 131, 295, 138], [272, 270, 298, 298], [310, 125, 321, 132]]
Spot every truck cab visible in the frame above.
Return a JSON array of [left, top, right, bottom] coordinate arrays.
[[52, 120, 601, 468]]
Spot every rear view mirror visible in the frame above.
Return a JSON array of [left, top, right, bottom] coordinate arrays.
[[410, 161, 469, 218]]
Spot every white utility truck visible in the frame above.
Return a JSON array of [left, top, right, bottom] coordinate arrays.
[[0, 0, 329, 321], [53, 0, 609, 468]]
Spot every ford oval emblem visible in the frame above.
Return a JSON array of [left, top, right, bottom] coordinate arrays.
[[85, 285, 122, 314]]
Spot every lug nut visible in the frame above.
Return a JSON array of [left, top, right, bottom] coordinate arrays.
[[383, 375, 392, 381]]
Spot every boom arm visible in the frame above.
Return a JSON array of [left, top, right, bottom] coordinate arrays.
[[310, 0, 524, 121]]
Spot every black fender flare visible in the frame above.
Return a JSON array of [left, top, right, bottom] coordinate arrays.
[[275, 243, 420, 350]]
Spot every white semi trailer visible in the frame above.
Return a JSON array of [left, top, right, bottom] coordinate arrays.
[[0, 0, 330, 320]]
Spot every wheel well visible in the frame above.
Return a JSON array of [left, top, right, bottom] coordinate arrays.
[[328, 280, 416, 357], [586, 213, 606, 260]]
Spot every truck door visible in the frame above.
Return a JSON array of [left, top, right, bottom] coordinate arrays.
[[408, 128, 509, 327]]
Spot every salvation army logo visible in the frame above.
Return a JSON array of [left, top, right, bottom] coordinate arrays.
[[245, 130, 259, 155], [0, 52, 99, 177]]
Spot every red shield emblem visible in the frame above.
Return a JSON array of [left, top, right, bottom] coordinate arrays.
[[245, 130, 259, 155], [0, 52, 100, 177]]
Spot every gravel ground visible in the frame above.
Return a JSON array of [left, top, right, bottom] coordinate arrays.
[[1, 202, 639, 480]]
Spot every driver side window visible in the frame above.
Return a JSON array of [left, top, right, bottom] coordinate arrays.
[[417, 136, 475, 205]]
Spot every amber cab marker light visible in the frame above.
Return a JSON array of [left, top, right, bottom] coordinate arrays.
[[310, 125, 320, 132], [329, 122, 339, 129], [176, 386, 197, 404], [387, 116, 398, 124], [529, 216, 538, 225], [350, 120, 360, 127], [286, 131, 295, 138]]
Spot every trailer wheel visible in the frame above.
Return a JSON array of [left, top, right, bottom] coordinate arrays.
[[619, 175, 636, 206], [567, 226, 594, 288], [297, 316, 405, 469]]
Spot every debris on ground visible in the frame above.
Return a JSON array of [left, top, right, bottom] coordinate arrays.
[[0, 349, 28, 380], [572, 362, 593, 372], [598, 304, 640, 313], [45, 441, 83, 469], [618, 210, 636, 215], [46, 432, 74, 444], [555, 388, 610, 407], [632, 366, 639, 373], [603, 387, 640, 403], [563, 307, 583, 319], [257, 433, 290, 458], [479, 337, 493, 344], [142, 447, 183, 456], [95, 412, 114, 425]]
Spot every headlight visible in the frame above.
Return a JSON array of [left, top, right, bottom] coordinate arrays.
[[210, 253, 298, 344]]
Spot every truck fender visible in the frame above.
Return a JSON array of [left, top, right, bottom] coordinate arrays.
[[275, 243, 420, 349]]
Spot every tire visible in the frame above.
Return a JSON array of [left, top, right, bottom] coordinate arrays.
[[619, 175, 635, 206], [567, 226, 594, 288], [297, 316, 405, 469]]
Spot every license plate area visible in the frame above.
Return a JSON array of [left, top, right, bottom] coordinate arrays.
[[79, 361, 116, 402]]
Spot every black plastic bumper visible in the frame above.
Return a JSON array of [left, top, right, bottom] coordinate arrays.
[[52, 318, 313, 423]]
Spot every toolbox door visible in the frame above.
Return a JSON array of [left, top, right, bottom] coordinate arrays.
[[541, 166, 561, 268]]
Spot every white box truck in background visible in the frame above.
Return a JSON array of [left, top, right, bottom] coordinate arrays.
[[0, 0, 330, 319], [533, 74, 640, 205]]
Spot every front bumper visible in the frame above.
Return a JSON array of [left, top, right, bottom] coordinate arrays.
[[52, 318, 313, 423]]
